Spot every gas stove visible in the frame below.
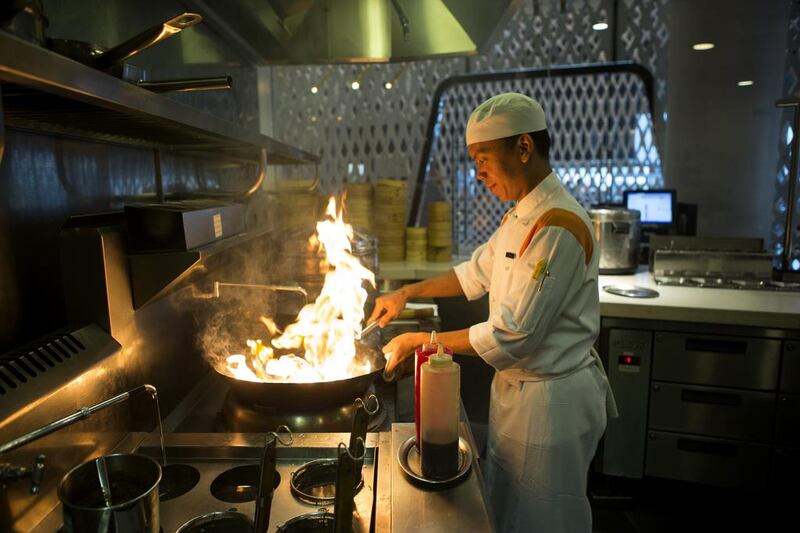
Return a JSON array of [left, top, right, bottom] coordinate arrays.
[[134, 432, 380, 533], [167, 371, 395, 435], [223, 385, 387, 433], [655, 276, 800, 291]]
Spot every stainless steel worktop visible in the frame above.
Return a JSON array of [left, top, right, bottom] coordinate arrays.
[[389, 422, 495, 533]]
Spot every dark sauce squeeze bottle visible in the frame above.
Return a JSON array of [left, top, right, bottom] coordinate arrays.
[[414, 331, 453, 449], [420, 344, 460, 480]]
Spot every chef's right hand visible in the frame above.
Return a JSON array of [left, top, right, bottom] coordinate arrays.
[[368, 288, 409, 327]]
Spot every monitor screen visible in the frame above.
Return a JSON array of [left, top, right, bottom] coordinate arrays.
[[625, 191, 674, 224]]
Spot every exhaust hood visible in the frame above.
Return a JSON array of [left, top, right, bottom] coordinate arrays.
[[185, 0, 523, 63]]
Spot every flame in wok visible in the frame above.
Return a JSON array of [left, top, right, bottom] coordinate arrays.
[[223, 197, 375, 383]]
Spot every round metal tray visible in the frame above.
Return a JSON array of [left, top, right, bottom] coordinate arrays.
[[397, 436, 472, 489], [602, 284, 660, 298]]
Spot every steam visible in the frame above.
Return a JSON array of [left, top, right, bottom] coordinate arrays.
[[193, 194, 375, 383]]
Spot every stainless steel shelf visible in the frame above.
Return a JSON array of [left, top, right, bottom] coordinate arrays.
[[0, 33, 318, 165], [128, 228, 271, 309]]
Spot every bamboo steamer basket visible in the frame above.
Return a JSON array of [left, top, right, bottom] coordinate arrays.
[[374, 178, 408, 262], [277, 179, 320, 229], [427, 201, 453, 248], [405, 226, 427, 262], [427, 245, 453, 262], [428, 201, 452, 218], [345, 183, 373, 230]]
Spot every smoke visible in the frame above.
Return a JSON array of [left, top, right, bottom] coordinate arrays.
[[188, 193, 378, 378]]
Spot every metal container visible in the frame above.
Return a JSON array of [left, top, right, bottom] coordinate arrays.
[[59, 453, 162, 533], [589, 208, 641, 274]]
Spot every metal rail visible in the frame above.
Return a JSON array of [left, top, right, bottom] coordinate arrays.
[[408, 61, 656, 226]]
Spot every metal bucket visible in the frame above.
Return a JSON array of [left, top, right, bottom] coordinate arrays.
[[589, 208, 641, 274], [59, 453, 162, 533]]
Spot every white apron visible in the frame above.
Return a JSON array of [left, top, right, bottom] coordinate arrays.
[[483, 349, 617, 533]]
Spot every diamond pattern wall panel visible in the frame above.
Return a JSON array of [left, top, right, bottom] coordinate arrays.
[[270, 58, 465, 195], [775, 0, 800, 271], [269, 0, 670, 253]]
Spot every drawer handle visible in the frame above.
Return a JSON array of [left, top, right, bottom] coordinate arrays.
[[685, 337, 747, 354], [677, 438, 738, 457], [680, 389, 742, 406]]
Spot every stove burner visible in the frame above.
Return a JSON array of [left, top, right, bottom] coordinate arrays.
[[176, 511, 253, 533], [159, 464, 200, 502], [290, 458, 364, 505], [655, 275, 800, 291], [276, 511, 335, 533], [209, 465, 281, 503], [222, 385, 386, 433]]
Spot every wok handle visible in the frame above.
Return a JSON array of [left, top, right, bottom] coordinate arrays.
[[349, 400, 371, 486], [253, 436, 277, 533], [136, 76, 232, 93], [333, 441, 360, 533], [94, 12, 202, 71]]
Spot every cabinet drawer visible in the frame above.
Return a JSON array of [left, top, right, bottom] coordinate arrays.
[[649, 383, 774, 442], [776, 394, 800, 446], [653, 332, 780, 390], [772, 447, 800, 495], [645, 431, 770, 489], [781, 340, 800, 393]]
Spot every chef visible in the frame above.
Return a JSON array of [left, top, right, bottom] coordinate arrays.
[[370, 92, 617, 532]]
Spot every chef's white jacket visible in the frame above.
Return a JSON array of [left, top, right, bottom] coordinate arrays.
[[454, 172, 614, 533], [454, 171, 599, 379]]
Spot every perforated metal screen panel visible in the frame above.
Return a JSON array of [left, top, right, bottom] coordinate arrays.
[[421, 67, 662, 251], [776, 0, 800, 270]]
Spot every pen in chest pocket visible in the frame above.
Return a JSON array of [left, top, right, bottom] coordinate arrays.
[[537, 270, 550, 293]]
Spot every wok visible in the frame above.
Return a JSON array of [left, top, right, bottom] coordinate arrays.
[[217, 341, 386, 410], [44, 12, 232, 93]]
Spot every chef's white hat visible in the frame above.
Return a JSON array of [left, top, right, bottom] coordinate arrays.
[[465, 92, 547, 146]]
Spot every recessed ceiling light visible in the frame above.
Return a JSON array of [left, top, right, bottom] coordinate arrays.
[[351, 81, 360, 90], [737, 80, 754, 87], [384, 81, 393, 90], [692, 42, 715, 51], [592, 22, 609, 31], [310, 86, 319, 94]]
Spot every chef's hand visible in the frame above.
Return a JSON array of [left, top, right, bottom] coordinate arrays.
[[383, 332, 427, 375], [368, 288, 409, 327]]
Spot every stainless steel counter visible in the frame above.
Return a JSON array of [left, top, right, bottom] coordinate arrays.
[[389, 422, 495, 533]]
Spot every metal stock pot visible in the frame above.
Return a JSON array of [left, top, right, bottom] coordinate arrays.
[[59, 453, 161, 533], [589, 208, 641, 274]]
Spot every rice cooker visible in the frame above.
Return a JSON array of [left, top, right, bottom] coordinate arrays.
[[589, 208, 641, 274]]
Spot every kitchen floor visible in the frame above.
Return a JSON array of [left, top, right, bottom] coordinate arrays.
[[589, 474, 790, 533]]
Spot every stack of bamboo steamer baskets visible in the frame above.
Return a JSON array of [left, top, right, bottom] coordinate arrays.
[[276, 179, 319, 229], [427, 201, 453, 262], [405, 227, 427, 262], [374, 179, 407, 262], [344, 183, 373, 231]]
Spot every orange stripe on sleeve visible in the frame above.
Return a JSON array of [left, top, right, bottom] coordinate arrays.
[[517, 208, 594, 265]]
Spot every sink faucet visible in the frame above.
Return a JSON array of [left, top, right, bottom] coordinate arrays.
[[194, 282, 308, 304], [1, 455, 45, 494]]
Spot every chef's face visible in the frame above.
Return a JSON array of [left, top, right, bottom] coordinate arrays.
[[468, 137, 526, 202]]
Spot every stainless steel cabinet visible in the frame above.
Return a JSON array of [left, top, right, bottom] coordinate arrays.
[[649, 382, 775, 442], [645, 431, 771, 489], [775, 394, 800, 446], [652, 332, 781, 390], [780, 340, 800, 394], [600, 328, 653, 478], [600, 319, 799, 491]]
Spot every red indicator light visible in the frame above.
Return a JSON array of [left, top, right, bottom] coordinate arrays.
[[625, 356, 632, 364]]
